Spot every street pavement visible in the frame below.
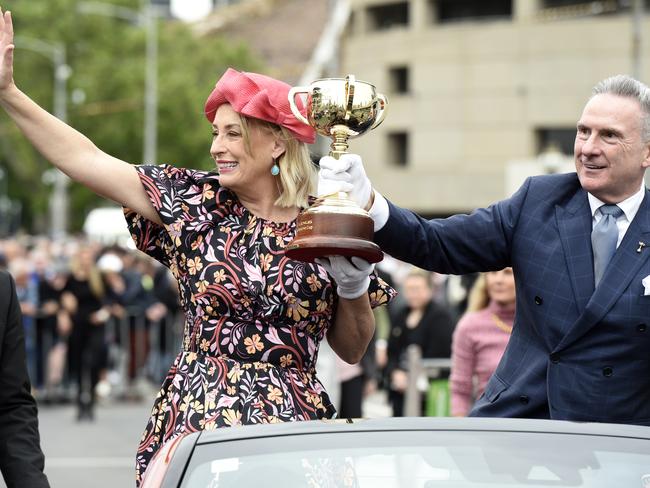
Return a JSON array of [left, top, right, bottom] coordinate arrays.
[[0, 398, 153, 488], [0, 389, 392, 488]]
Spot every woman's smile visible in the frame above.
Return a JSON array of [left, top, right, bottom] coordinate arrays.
[[216, 160, 238, 173]]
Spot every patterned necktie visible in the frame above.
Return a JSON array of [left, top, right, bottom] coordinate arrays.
[[591, 204, 623, 286]]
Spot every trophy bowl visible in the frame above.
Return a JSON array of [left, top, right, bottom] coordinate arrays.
[[285, 75, 387, 263]]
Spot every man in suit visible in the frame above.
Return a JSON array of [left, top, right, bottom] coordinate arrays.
[[0, 269, 50, 487], [318, 74, 650, 425]]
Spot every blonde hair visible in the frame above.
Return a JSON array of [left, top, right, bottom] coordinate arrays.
[[404, 267, 433, 287], [238, 115, 316, 208], [69, 252, 105, 300], [465, 274, 489, 312]]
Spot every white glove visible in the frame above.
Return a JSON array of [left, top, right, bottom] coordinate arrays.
[[316, 256, 374, 300], [318, 154, 372, 209]]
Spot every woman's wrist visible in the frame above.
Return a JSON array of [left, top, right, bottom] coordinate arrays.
[[0, 82, 20, 106]]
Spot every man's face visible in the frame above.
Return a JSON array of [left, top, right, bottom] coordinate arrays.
[[574, 93, 650, 203]]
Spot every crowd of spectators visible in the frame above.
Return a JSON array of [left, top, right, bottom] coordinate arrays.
[[0, 234, 512, 420]]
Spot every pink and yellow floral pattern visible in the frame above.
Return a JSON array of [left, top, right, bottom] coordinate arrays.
[[124, 164, 395, 485]]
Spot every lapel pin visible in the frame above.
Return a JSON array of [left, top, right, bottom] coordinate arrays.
[[637, 241, 646, 253]]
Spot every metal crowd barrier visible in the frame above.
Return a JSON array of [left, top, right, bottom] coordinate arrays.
[[403, 344, 452, 416], [32, 307, 185, 403]]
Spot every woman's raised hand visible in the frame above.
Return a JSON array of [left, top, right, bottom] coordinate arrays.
[[0, 8, 15, 93]]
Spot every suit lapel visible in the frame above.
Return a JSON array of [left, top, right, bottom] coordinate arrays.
[[556, 189, 650, 351], [556, 188, 594, 315]]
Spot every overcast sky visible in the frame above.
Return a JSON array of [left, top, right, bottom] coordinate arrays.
[[170, 0, 213, 22]]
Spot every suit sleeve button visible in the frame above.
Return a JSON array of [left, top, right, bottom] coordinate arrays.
[[602, 366, 613, 377], [534, 296, 543, 305], [638, 323, 647, 332], [549, 353, 560, 364], [519, 395, 529, 405]]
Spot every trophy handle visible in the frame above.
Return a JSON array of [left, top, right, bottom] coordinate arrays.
[[288, 86, 310, 126], [344, 74, 355, 122], [370, 94, 388, 130]]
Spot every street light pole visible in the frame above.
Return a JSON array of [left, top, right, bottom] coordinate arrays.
[[78, 0, 159, 165], [143, 1, 158, 164], [14, 36, 71, 237], [632, 0, 643, 80]]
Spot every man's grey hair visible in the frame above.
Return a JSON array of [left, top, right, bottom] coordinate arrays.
[[592, 74, 650, 141]]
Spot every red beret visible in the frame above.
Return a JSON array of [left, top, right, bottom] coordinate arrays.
[[204, 68, 316, 144]]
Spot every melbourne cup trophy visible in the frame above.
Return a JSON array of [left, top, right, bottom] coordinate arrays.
[[285, 75, 388, 263]]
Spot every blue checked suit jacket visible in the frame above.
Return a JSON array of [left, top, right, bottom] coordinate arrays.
[[375, 172, 650, 426]]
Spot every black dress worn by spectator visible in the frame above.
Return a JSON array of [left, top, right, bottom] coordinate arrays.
[[0, 270, 50, 488], [63, 272, 107, 421], [387, 298, 455, 417]]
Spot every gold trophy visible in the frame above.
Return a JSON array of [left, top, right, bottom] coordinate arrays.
[[285, 75, 387, 263]]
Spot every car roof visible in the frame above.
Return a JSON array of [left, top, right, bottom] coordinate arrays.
[[195, 417, 650, 446]]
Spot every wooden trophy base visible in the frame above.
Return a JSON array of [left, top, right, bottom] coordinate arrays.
[[285, 197, 383, 263]]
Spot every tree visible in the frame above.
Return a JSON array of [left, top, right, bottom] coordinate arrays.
[[0, 0, 261, 233]]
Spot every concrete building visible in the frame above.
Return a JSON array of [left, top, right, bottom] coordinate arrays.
[[340, 0, 647, 215]]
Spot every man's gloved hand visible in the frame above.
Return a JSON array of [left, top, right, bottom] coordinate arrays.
[[316, 256, 374, 300], [318, 154, 372, 209]]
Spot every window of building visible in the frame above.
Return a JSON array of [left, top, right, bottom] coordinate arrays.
[[542, 0, 589, 6], [366, 2, 409, 31], [388, 132, 409, 166], [435, 0, 512, 23], [536, 128, 576, 156], [539, 0, 631, 15], [389, 66, 409, 94]]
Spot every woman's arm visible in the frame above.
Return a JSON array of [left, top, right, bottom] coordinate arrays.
[[318, 256, 376, 364], [327, 294, 375, 364], [0, 10, 160, 225]]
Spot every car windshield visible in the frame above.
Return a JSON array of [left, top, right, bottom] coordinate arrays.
[[180, 430, 650, 487]]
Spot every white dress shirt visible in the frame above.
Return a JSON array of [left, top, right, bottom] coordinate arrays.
[[588, 183, 645, 248]]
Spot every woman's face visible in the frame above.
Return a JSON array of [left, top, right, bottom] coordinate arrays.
[[485, 267, 516, 306], [403, 274, 433, 309], [210, 104, 283, 194]]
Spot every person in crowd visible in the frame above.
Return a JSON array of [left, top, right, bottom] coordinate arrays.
[[144, 260, 182, 383], [335, 331, 378, 419], [8, 257, 38, 382], [0, 269, 50, 488], [319, 73, 650, 426], [97, 250, 151, 391], [386, 268, 455, 417], [32, 251, 59, 396], [30, 251, 69, 402], [450, 268, 515, 417], [59, 244, 109, 421], [0, 11, 395, 484]]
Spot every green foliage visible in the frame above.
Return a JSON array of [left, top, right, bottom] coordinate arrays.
[[0, 0, 262, 233]]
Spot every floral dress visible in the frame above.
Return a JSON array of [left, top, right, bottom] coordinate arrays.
[[124, 164, 396, 485]]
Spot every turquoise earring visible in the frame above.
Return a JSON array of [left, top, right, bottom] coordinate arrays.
[[271, 160, 280, 176]]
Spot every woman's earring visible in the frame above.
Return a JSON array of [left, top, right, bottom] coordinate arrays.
[[271, 159, 280, 176]]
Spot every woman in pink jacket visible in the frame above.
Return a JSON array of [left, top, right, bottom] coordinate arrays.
[[450, 268, 515, 417]]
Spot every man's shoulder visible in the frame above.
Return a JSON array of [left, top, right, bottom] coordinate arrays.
[[528, 171, 579, 187], [521, 172, 582, 203]]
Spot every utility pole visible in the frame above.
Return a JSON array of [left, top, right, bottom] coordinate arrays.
[[632, 0, 643, 80], [143, 1, 158, 164], [15, 37, 71, 237], [78, 0, 160, 165]]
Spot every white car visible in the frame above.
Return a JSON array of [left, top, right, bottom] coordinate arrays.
[[141, 417, 650, 487]]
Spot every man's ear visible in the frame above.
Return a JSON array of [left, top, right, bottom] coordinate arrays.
[[643, 142, 650, 169], [272, 138, 287, 160]]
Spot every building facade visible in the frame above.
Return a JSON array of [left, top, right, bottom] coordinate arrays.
[[340, 0, 649, 214]]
